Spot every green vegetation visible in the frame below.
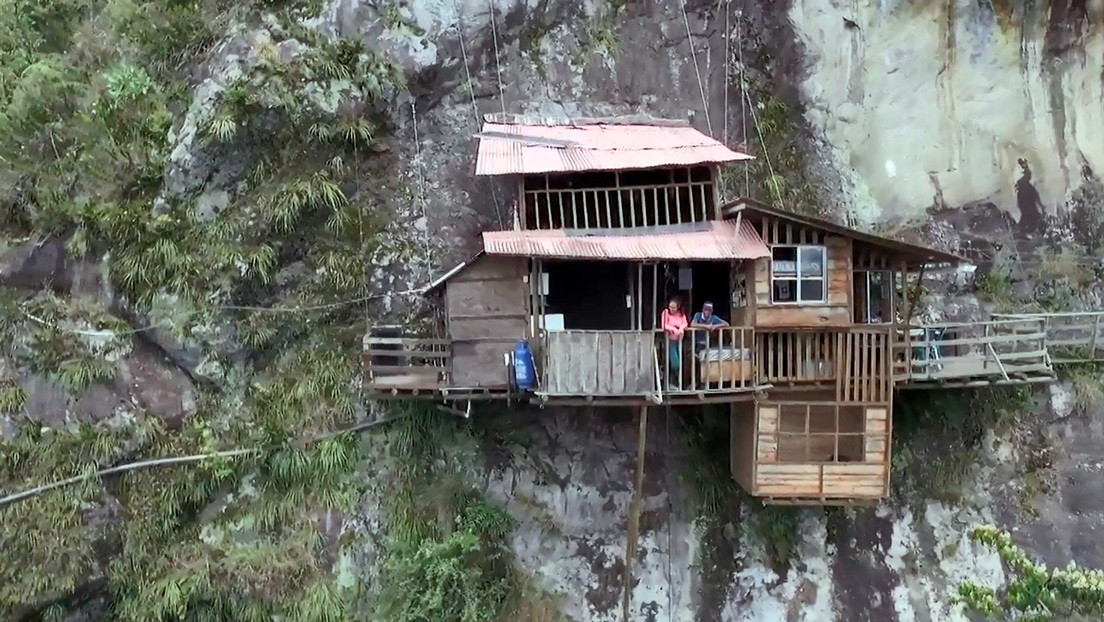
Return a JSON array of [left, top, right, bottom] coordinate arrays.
[[975, 270, 1016, 311], [375, 404, 560, 622], [679, 406, 801, 577], [0, 0, 546, 618], [892, 387, 1035, 504], [720, 84, 823, 217], [958, 525, 1104, 621]]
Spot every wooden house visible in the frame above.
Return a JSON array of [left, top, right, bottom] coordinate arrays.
[[364, 114, 1103, 505]]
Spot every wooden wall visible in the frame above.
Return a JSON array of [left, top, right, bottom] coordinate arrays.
[[742, 398, 889, 501], [446, 256, 529, 388], [729, 401, 756, 492], [752, 234, 853, 328]]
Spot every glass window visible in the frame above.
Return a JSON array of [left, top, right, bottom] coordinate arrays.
[[771, 245, 827, 304]]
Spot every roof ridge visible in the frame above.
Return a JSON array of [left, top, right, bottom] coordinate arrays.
[[483, 113, 692, 128]]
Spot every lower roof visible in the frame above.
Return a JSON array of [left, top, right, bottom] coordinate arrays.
[[481, 220, 770, 261]]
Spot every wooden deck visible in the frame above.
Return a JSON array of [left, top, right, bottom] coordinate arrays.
[[362, 312, 1104, 402], [894, 317, 1056, 388], [363, 336, 451, 394]]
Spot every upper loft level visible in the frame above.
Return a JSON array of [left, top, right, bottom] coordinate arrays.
[[474, 115, 752, 230]]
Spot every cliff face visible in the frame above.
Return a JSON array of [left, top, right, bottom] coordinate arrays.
[[2, 0, 1103, 620]]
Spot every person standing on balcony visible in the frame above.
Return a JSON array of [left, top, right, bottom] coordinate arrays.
[[661, 297, 688, 388], [691, 301, 729, 355]]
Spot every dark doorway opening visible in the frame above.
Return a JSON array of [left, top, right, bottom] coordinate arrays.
[[543, 260, 631, 330]]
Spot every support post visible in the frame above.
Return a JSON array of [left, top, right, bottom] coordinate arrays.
[[622, 406, 649, 622]]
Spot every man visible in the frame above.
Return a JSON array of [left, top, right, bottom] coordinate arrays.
[[690, 301, 728, 353]]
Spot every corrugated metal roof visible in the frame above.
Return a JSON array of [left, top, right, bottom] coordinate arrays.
[[482, 220, 770, 261], [474, 118, 754, 176]]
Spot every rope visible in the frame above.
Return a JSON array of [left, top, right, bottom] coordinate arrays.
[[744, 88, 786, 211], [487, 0, 507, 116], [680, 0, 713, 138], [737, 9, 749, 196], [456, 15, 505, 227], [722, 0, 730, 149], [17, 288, 429, 338], [0, 416, 398, 508]]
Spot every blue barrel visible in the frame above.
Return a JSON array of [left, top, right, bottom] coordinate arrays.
[[513, 340, 536, 391]]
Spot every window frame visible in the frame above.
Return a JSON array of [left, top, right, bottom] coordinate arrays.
[[770, 244, 828, 305]]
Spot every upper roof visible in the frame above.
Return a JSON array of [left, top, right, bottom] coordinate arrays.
[[722, 198, 965, 266], [481, 220, 770, 261], [474, 114, 754, 176]]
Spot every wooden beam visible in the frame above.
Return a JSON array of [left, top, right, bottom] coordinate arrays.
[[622, 405, 649, 622]]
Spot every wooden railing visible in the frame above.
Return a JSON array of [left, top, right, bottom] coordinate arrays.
[[525, 180, 713, 230], [893, 318, 1052, 384], [757, 331, 837, 385], [363, 336, 451, 391], [661, 327, 757, 395], [993, 311, 1104, 364], [837, 327, 892, 404], [540, 330, 657, 397]]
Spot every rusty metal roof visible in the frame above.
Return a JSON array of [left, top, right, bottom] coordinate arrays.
[[482, 220, 770, 261], [474, 116, 753, 176]]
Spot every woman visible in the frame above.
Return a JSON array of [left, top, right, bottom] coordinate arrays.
[[660, 297, 688, 388]]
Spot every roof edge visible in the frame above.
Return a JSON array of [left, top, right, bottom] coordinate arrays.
[[482, 113, 692, 128], [722, 198, 968, 265]]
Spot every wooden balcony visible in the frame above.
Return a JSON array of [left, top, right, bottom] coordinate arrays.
[[525, 178, 714, 230], [539, 330, 658, 398], [755, 326, 892, 404], [362, 336, 451, 394], [893, 317, 1055, 387], [538, 327, 759, 403], [993, 311, 1104, 364]]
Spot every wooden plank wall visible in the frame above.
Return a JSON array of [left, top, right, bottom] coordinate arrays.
[[542, 331, 655, 395], [751, 228, 853, 328], [750, 401, 889, 500], [446, 256, 528, 388]]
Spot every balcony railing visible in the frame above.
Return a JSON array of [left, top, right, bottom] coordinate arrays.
[[525, 180, 714, 230], [539, 330, 658, 397], [893, 318, 1052, 384], [659, 327, 757, 395], [363, 336, 451, 392], [993, 311, 1104, 364]]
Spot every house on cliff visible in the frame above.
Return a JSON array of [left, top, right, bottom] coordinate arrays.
[[363, 114, 1104, 505]]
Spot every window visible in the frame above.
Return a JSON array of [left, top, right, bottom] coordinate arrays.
[[771, 245, 826, 304]]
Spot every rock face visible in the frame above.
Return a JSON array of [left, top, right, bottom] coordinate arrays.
[[315, 0, 1104, 620], [788, 0, 1104, 230], [5, 0, 1102, 619]]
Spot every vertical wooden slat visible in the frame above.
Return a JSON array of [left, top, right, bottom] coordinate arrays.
[[629, 188, 637, 228], [615, 173, 625, 228], [698, 182, 707, 221]]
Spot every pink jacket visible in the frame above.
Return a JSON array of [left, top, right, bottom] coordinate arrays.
[[661, 309, 688, 340]]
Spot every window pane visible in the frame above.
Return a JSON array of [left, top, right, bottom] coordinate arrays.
[[773, 279, 797, 302], [772, 246, 797, 262], [798, 247, 825, 277], [799, 278, 824, 302], [772, 246, 797, 278]]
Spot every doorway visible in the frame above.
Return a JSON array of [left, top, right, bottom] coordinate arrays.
[[543, 260, 631, 330]]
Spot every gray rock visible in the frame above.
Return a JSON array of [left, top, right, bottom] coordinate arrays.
[[0, 239, 66, 289], [113, 341, 197, 429]]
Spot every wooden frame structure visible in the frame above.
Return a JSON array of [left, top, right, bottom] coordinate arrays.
[[520, 166, 719, 230], [364, 119, 1104, 509]]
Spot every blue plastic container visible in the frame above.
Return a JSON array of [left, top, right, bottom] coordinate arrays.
[[513, 340, 537, 391]]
